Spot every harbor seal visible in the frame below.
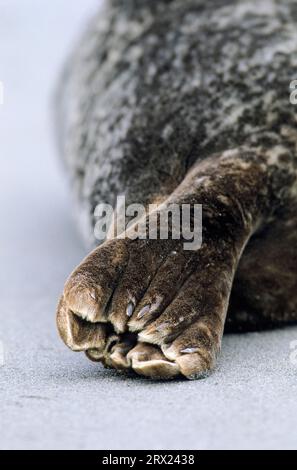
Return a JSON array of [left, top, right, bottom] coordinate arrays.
[[56, 0, 297, 379]]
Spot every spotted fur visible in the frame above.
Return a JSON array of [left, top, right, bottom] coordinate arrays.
[[56, 0, 297, 379]]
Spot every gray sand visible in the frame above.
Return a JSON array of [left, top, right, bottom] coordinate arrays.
[[0, 0, 297, 450]]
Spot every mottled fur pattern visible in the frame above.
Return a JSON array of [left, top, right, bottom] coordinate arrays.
[[56, 0, 297, 379]]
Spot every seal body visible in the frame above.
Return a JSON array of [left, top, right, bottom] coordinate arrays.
[[56, 0, 297, 379]]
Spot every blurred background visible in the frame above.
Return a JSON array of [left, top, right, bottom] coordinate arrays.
[[1, 0, 297, 451]]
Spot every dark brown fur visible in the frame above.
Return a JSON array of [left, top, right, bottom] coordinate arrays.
[[56, 0, 297, 379]]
